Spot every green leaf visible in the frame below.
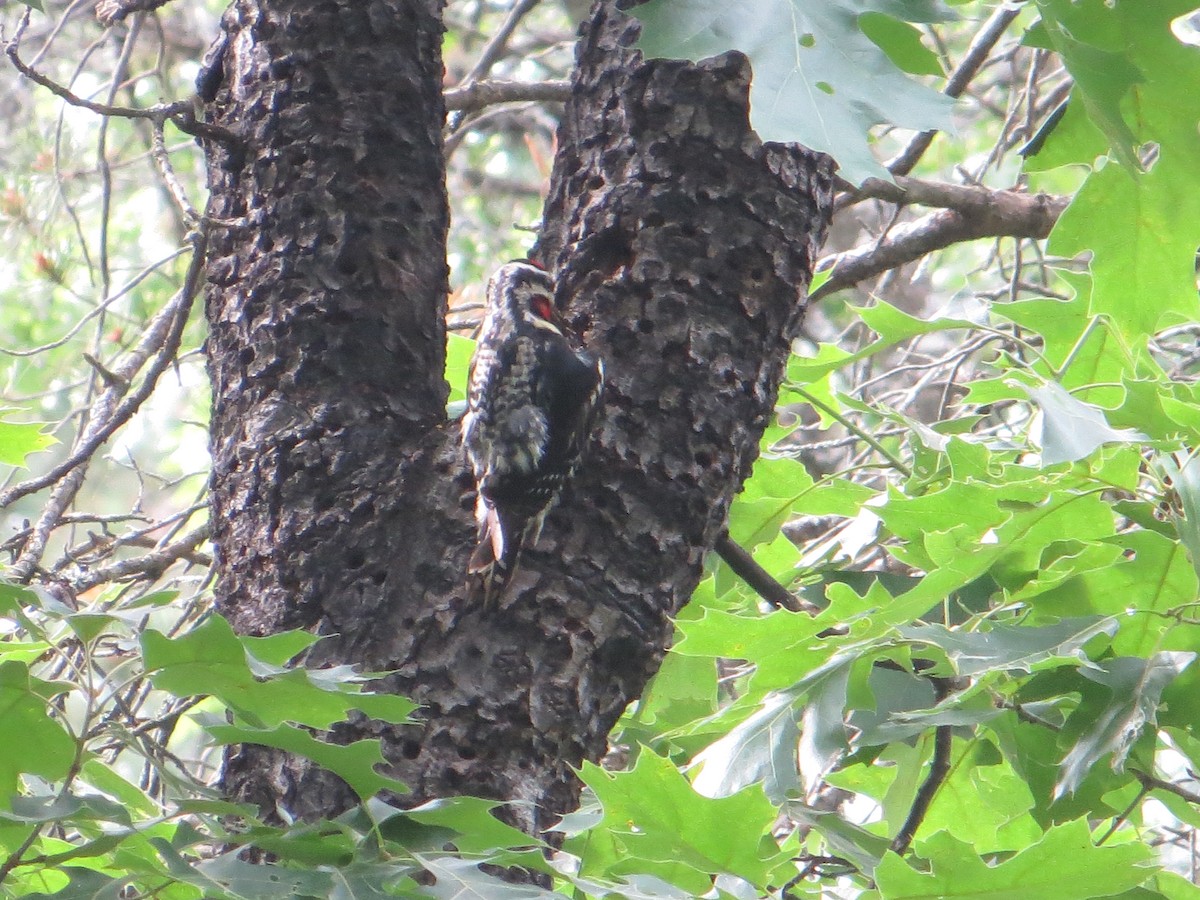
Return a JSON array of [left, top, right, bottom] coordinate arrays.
[[1043, 0, 1200, 341], [690, 689, 802, 802], [445, 332, 476, 405], [207, 723, 407, 801], [1005, 539, 1125, 605], [403, 797, 546, 857], [673, 605, 834, 694], [77, 758, 160, 818], [920, 749, 1041, 853], [623, 650, 718, 740], [996, 290, 1125, 395], [0, 640, 51, 665], [686, 648, 864, 801], [630, 0, 955, 183], [788, 302, 977, 385], [1056, 653, 1194, 798], [151, 841, 333, 900], [874, 819, 1155, 898], [1024, 381, 1147, 465], [415, 855, 555, 899], [240, 630, 322, 666], [848, 665, 937, 746], [20, 868, 118, 900], [927, 489, 1116, 595], [122, 588, 182, 609], [784, 802, 892, 874], [65, 613, 119, 644], [857, 298, 977, 344], [580, 751, 784, 884], [0, 792, 132, 827], [0, 415, 56, 467], [326, 860, 421, 900], [142, 616, 414, 729], [1033, 4, 1144, 171], [0, 661, 75, 809], [728, 455, 870, 549], [1157, 453, 1200, 582], [858, 13, 943, 76], [231, 821, 357, 867], [1022, 94, 1109, 172], [567, 871, 696, 899], [897, 616, 1116, 677], [799, 658, 853, 790], [1033, 531, 1198, 655], [879, 481, 1020, 565], [1156, 871, 1200, 900], [1107, 377, 1194, 444]]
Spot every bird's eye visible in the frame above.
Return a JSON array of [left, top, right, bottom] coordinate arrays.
[[532, 295, 555, 321]]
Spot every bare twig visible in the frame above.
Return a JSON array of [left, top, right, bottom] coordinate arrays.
[[784, 854, 857, 892], [71, 524, 212, 591], [149, 119, 200, 223], [714, 533, 817, 613], [444, 103, 548, 157], [94, 14, 144, 314], [1097, 784, 1150, 846], [27, 0, 92, 70], [445, 78, 570, 112], [848, 175, 1061, 215], [447, 0, 543, 136], [10, 469, 90, 586], [1, 513, 150, 557], [890, 701, 954, 856], [0, 247, 188, 357], [0, 224, 208, 521], [54, 500, 208, 572], [452, 0, 541, 96], [1132, 768, 1200, 807], [4, 11, 189, 124], [886, 4, 1023, 176], [5, 13, 234, 144], [791, 387, 913, 476]]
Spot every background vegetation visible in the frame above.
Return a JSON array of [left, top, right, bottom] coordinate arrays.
[[1, 0, 1199, 896]]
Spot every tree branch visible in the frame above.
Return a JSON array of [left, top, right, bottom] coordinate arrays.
[[447, 0, 541, 131], [890, 694, 953, 857], [714, 533, 817, 613], [813, 184, 1067, 300], [853, 175, 1063, 214], [445, 78, 570, 112], [1131, 768, 1200, 807]]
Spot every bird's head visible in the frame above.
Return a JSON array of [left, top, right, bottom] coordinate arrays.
[[485, 260, 566, 336]]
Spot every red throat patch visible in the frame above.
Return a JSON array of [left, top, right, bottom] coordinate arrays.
[[532, 294, 556, 322]]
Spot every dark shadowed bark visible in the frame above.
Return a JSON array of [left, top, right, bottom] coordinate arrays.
[[200, 0, 452, 816], [201, 0, 834, 835]]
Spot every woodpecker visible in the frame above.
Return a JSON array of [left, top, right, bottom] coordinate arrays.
[[461, 260, 603, 603]]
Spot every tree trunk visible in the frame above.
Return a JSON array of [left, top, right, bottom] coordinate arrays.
[[201, 0, 834, 835]]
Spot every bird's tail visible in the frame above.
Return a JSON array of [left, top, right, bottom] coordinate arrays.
[[468, 499, 545, 606]]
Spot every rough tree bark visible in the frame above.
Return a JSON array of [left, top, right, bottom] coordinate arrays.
[[200, 0, 835, 835]]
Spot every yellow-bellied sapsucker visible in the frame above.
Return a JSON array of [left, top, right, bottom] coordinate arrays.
[[461, 260, 603, 602]]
